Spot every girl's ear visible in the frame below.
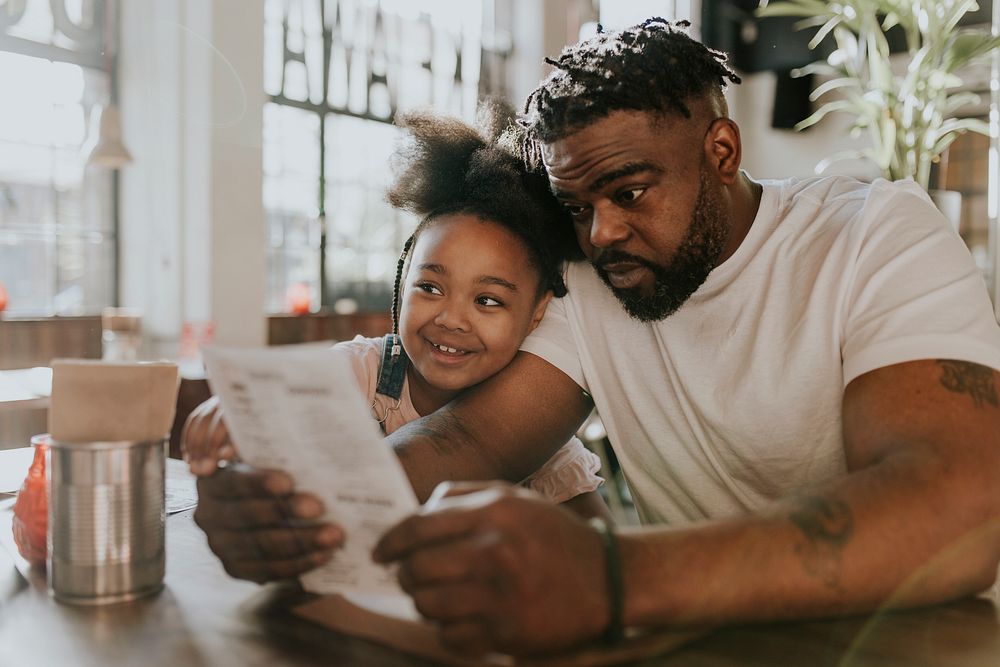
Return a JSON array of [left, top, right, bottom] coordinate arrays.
[[529, 290, 554, 332]]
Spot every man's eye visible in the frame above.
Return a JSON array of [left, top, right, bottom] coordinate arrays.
[[616, 188, 646, 204], [561, 203, 588, 218], [476, 296, 503, 307]]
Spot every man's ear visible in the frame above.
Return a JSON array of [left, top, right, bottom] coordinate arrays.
[[529, 290, 554, 332], [703, 117, 742, 185]]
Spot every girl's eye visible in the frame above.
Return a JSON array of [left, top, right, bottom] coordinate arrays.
[[476, 295, 503, 307], [416, 282, 442, 295], [616, 187, 646, 204]]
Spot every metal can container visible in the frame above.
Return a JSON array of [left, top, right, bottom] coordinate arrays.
[[45, 436, 166, 605]]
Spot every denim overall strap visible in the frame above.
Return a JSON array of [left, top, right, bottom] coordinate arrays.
[[371, 334, 408, 433], [375, 333, 408, 400]]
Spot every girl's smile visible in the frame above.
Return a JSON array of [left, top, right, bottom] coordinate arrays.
[[426, 337, 474, 360], [398, 213, 551, 416]]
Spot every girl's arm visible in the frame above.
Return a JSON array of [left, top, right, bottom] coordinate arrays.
[[561, 491, 614, 522]]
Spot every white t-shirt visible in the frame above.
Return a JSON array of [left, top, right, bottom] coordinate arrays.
[[521, 176, 1000, 526]]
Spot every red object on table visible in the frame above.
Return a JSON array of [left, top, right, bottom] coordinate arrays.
[[286, 282, 312, 315], [11, 436, 48, 568], [0, 282, 8, 312]]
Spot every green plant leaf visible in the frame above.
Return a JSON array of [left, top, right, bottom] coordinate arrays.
[[868, 32, 894, 91], [944, 32, 1000, 72], [809, 15, 844, 49], [870, 0, 904, 16], [932, 117, 991, 141], [943, 91, 982, 115], [794, 14, 834, 30], [927, 71, 964, 90], [771, 0, 1000, 185], [929, 132, 962, 159], [831, 25, 861, 69], [876, 115, 897, 170], [942, 0, 981, 35], [792, 61, 840, 78], [901, 45, 931, 93], [809, 76, 862, 101], [794, 99, 856, 131], [880, 13, 900, 32]]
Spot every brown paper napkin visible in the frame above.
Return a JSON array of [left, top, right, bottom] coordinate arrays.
[[48, 359, 180, 443]]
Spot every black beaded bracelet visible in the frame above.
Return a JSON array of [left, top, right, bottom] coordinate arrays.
[[589, 516, 624, 644]]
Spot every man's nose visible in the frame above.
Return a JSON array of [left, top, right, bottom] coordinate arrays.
[[589, 207, 631, 249]]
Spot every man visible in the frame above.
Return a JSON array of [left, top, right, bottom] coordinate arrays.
[[187, 19, 1000, 657]]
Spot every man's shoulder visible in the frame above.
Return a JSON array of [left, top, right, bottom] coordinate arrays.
[[768, 174, 930, 212], [760, 175, 939, 242], [767, 174, 872, 210]]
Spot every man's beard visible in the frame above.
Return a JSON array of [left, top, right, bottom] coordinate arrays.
[[593, 167, 729, 322]]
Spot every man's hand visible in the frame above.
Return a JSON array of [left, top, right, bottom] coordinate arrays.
[[182, 400, 344, 584], [182, 396, 238, 476], [374, 482, 610, 656], [193, 464, 344, 583]]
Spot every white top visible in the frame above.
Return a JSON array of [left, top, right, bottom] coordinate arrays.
[[521, 176, 1000, 525], [333, 335, 604, 504]]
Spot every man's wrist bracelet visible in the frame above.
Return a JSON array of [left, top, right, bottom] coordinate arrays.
[[589, 516, 624, 644]]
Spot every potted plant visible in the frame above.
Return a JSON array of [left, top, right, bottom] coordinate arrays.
[[756, 0, 1000, 203]]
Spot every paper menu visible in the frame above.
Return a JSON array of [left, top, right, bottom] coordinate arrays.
[[201, 345, 418, 596]]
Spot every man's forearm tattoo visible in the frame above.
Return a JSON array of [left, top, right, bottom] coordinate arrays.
[[937, 360, 998, 409], [789, 496, 854, 591], [407, 409, 478, 457]]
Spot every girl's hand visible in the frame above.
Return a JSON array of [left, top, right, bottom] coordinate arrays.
[[182, 396, 238, 476]]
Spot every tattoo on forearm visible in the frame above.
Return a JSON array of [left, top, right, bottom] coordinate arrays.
[[406, 407, 478, 457], [789, 496, 854, 592], [937, 360, 998, 409]]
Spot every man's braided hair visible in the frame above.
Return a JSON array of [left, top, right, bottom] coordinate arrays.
[[517, 17, 742, 169], [386, 100, 576, 334]]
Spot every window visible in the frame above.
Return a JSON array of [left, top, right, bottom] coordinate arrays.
[[0, 0, 116, 317], [263, 0, 508, 313]]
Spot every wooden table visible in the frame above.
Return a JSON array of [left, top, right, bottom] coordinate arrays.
[[2, 505, 1000, 666], [0, 367, 50, 452]]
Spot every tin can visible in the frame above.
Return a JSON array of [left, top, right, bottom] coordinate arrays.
[[46, 437, 166, 605]]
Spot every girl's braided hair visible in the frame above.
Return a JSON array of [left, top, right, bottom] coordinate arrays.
[[518, 17, 742, 169], [386, 99, 577, 333]]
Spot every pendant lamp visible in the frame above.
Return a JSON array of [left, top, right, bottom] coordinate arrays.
[[85, 1, 131, 170], [85, 103, 133, 169]]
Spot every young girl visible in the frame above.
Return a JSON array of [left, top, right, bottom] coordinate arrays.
[[334, 107, 606, 515]]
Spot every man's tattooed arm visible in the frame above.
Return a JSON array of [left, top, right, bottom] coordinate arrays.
[[789, 496, 855, 591], [937, 360, 999, 409], [399, 408, 480, 458]]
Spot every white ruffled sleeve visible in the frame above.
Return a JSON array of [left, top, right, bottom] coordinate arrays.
[[520, 436, 604, 504]]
